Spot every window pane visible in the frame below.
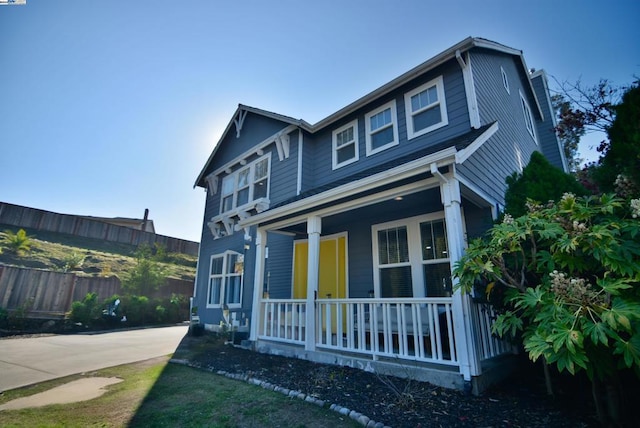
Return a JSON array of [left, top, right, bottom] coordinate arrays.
[[421, 220, 448, 260], [208, 277, 221, 305], [424, 263, 452, 297], [210, 256, 223, 275], [253, 178, 268, 199], [337, 127, 354, 147], [225, 275, 242, 304], [222, 195, 233, 212], [371, 126, 394, 150], [226, 254, 238, 274], [377, 230, 389, 265], [411, 85, 438, 112], [237, 169, 249, 188], [221, 175, 234, 196], [413, 106, 441, 132], [370, 108, 391, 132], [380, 266, 413, 297], [432, 220, 448, 258], [254, 158, 268, 180], [337, 144, 355, 164], [378, 226, 409, 264], [237, 188, 249, 206]]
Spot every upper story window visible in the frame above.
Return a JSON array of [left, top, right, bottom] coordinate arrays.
[[501, 66, 510, 94], [519, 90, 537, 143], [220, 154, 271, 214], [365, 100, 398, 156], [207, 251, 243, 308], [404, 76, 448, 139], [332, 119, 359, 169]]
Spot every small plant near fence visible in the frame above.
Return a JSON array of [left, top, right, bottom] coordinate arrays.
[[1, 228, 32, 256]]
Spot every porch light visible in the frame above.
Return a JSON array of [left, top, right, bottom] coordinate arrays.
[[394, 196, 403, 201]]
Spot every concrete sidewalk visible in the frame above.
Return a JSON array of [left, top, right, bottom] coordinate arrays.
[[0, 325, 188, 392]]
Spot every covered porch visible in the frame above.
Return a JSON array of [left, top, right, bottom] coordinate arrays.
[[242, 153, 512, 391]]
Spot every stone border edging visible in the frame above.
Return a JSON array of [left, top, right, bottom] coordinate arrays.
[[169, 358, 391, 428]]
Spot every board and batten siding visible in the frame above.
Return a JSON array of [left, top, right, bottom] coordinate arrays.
[[457, 49, 541, 205], [306, 59, 470, 191]]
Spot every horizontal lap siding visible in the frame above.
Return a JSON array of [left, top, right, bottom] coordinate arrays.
[[308, 60, 470, 189], [209, 114, 292, 169], [264, 232, 294, 299], [321, 189, 442, 297], [269, 132, 299, 204], [459, 50, 541, 205], [531, 74, 565, 170]]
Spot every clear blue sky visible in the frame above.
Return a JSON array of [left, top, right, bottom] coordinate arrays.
[[1, 1, 638, 242]]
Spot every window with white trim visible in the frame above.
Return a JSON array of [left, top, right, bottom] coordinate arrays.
[[519, 90, 537, 143], [501, 66, 510, 94], [404, 76, 448, 139], [365, 100, 398, 156], [207, 251, 244, 308], [372, 214, 452, 298], [219, 154, 271, 214], [332, 119, 359, 169]]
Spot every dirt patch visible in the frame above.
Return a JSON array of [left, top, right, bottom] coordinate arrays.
[[0, 377, 123, 411]]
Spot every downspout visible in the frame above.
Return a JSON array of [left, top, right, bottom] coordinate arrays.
[[430, 162, 481, 385]]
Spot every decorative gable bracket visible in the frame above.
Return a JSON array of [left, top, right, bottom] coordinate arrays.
[[207, 198, 271, 240], [234, 110, 248, 138], [205, 173, 219, 196], [274, 132, 290, 161]]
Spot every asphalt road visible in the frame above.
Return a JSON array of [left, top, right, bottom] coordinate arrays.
[[0, 325, 188, 392]]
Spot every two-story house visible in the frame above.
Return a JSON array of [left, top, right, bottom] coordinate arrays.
[[192, 37, 567, 393]]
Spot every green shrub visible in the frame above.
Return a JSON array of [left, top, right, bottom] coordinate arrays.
[[67, 292, 101, 326], [1, 228, 32, 256], [61, 251, 86, 272], [120, 295, 153, 326], [504, 151, 587, 217], [0, 306, 8, 329]]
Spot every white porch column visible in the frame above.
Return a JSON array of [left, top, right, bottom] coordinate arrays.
[[249, 228, 267, 341], [438, 174, 481, 381], [305, 216, 321, 351]]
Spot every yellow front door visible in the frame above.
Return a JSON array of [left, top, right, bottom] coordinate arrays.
[[293, 236, 347, 300]]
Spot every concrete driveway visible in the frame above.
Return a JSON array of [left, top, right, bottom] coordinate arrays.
[[0, 325, 188, 392]]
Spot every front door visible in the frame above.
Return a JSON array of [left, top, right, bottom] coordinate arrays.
[[292, 235, 347, 299]]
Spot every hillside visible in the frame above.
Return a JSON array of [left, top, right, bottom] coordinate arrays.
[[0, 225, 197, 281]]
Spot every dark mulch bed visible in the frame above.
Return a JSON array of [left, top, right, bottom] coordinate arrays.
[[174, 333, 600, 427]]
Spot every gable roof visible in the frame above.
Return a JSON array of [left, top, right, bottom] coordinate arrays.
[[195, 37, 543, 188], [194, 104, 312, 188]]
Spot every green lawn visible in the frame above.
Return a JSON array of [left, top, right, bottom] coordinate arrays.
[[0, 356, 360, 428]]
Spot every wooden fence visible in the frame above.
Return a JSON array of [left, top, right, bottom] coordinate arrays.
[[0, 265, 193, 319], [0, 202, 199, 256]]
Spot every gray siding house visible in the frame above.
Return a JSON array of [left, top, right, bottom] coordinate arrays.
[[192, 37, 566, 393]]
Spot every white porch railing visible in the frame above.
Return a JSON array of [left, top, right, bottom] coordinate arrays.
[[260, 299, 307, 345], [258, 297, 458, 366], [470, 302, 513, 360]]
